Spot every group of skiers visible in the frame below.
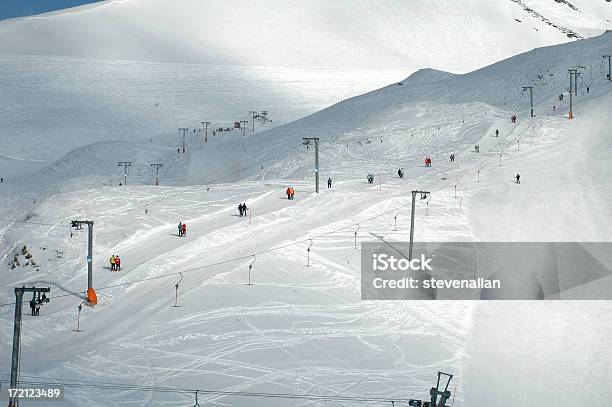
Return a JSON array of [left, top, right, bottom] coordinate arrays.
[[286, 187, 295, 199], [397, 168, 404, 178], [424, 157, 432, 167], [29, 293, 48, 316], [367, 173, 375, 183], [474, 144, 480, 153], [450, 154, 456, 162], [238, 202, 248, 216], [510, 115, 517, 123], [177, 222, 187, 237], [109, 254, 122, 271]]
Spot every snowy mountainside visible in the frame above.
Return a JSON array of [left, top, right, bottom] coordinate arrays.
[[0, 0, 610, 70], [0, 54, 404, 177], [2, 32, 611, 226], [235, 31, 612, 178], [0, 26, 611, 407], [1, 0, 611, 192]]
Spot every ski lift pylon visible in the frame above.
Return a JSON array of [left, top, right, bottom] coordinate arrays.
[[172, 272, 184, 308]]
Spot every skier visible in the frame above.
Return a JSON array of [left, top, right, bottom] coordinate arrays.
[[553, 104, 556, 111], [182, 223, 187, 237], [35, 301, 40, 316], [450, 154, 455, 162], [587, 86, 590, 94], [178, 222, 183, 237], [398, 169, 403, 179], [286, 187, 292, 200], [495, 129, 499, 137], [30, 299, 36, 316], [290, 188, 295, 200], [242, 203, 248, 215], [327, 178, 332, 188], [238, 203, 243, 216], [1, 177, 3, 183], [145, 207, 148, 215], [110, 255, 116, 271], [475, 145, 480, 153], [515, 173, 521, 184], [115, 255, 121, 271]]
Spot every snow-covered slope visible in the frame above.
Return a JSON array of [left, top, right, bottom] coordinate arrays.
[[231, 31, 612, 181], [1, 0, 610, 70], [1, 0, 611, 186], [1, 30, 611, 406], [0, 54, 404, 177]]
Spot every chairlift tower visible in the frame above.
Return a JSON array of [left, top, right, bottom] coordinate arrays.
[[522, 86, 534, 117], [429, 371, 454, 407], [71, 220, 96, 305], [239, 120, 249, 137], [117, 161, 131, 185], [409, 190, 430, 261], [568, 69, 578, 119], [573, 68, 582, 96], [8, 286, 51, 407], [249, 111, 258, 132], [302, 137, 320, 193], [150, 163, 163, 186], [408, 371, 454, 407], [202, 121, 211, 142], [603, 55, 611, 81], [178, 128, 189, 153]]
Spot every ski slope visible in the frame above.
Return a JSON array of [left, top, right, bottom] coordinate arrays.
[[1, 0, 611, 181], [1, 21, 612, 407]]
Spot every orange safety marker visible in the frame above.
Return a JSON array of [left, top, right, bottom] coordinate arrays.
[[86, 288, 97, 305]]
